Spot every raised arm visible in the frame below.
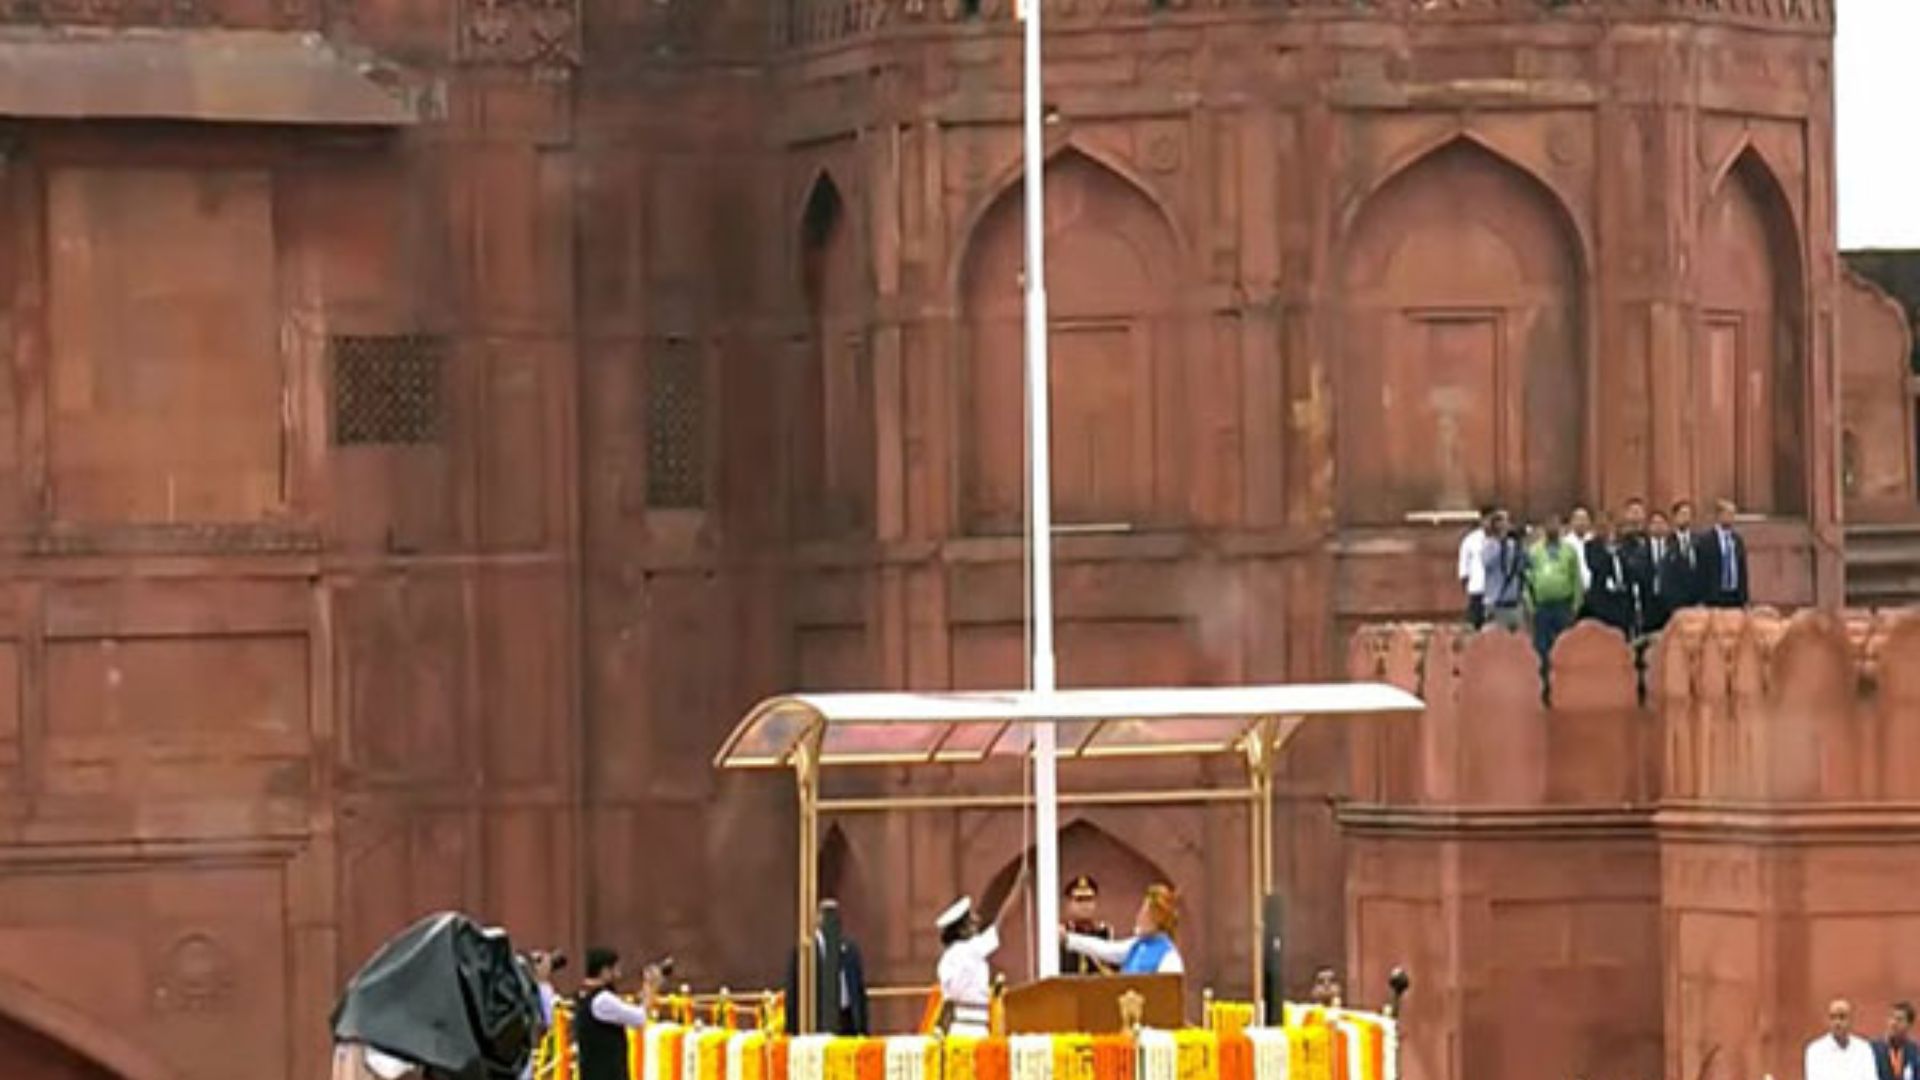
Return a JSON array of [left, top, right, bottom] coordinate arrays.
[[590, 990, 653, 1029], [1063, 933, 1133, 968], [985, 862, 1032, 930]]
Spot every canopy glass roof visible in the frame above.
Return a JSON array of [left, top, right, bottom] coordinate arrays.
[[713, 684, 1424, 770]]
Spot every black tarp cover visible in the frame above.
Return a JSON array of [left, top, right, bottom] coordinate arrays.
[[330, 912, 542, 1080]]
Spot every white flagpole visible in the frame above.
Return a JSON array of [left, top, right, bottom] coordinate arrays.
[[1022, 0, 1062, 980]]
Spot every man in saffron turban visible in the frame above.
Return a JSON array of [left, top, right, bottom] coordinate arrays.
[[1062, 883, 1185, 975]]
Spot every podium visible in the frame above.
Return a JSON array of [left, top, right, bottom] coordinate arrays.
[[1001, 974, 1185, 1033]]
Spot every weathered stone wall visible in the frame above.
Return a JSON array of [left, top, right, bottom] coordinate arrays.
[[1346, 608, 1920, 1080], [1839, 268, 1916, 517], [0, 0, 1858, 1076], [1344, 620, 1663, 1080]]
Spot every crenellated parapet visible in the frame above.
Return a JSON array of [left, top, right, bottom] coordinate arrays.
[[1344, 608, 1920, 812], [1341, 609, 1920, 1080], [1652, 607, 1920, 805], [774, 0, 1830, 51], [1341, 617, 1667, 1080], [1344, 618, 1654, 814]]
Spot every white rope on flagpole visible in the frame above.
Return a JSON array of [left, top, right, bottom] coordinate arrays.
[[1022, 0, 1061, 981]]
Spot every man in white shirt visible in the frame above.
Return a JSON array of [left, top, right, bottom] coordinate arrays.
[[575, 947, 662, 1080], [1458, 507, 1493, 629], [1807, 998, 1877, 1080], [520, 951, 562, 1080], [935, 898, 999, 1036], [1567, 505, 1595, 590]]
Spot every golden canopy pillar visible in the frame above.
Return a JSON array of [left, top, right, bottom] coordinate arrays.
[[712, 684, 1424, 1034]]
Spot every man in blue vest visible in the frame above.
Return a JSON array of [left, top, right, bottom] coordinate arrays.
[[1062, 883, 1185, 974]]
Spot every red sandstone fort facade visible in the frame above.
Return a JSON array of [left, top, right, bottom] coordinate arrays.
[[0, 0, 1911, 1078]]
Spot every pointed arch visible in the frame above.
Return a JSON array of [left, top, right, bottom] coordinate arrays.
[[971, 819, 1175, 985], [799, 169, 850, 308], [1336, 136, 1588, 524], [0, 969, 181, 1080], [949, 137, 1187, 296], [1343, 129, 1594, 272], [1696, 146, 1807, 515], [1703, 137, 1805, 242], [816, 823, 873, 942], [793, 168, 874, 537], [957, 147, 1184, 533]]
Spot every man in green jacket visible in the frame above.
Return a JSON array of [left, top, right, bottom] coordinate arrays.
[[1526, 514, 1584, 667]]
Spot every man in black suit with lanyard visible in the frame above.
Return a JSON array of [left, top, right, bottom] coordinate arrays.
[[1876, 1002, 1920, 1080]]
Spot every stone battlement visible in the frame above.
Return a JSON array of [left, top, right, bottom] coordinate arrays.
[[1345, 608, 1920, 811], [777, 0, 1830, 50], [1340, 607, 1920, 1080]]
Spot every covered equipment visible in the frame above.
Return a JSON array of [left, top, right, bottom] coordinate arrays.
[[330, 911, 544, 1080]]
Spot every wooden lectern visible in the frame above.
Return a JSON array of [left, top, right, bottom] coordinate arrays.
[[1002, 974, 1185, 1033]]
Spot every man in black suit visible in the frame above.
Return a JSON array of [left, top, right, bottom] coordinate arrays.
[[1616, 497, 1655, 636], [1636, 510, 1689, 633], [1697, 497, 1750, 608], [784, 899, 870, 1035], [1669, 499, 1705, 608], [1583, 513, 1637, 636], [1875, 1001, 1918, 1080]]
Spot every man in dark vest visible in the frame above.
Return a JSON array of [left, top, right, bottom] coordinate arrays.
[[575, 946, 660, 1080]]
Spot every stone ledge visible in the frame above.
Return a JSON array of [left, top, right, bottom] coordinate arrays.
[[1338, 803, 1653, 839], [1656, 802, 1920, 842]]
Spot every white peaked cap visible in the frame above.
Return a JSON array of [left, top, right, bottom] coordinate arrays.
[[936, 897, 972, 931]]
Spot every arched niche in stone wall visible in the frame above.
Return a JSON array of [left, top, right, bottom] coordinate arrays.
[[959, 149, 1181, 534], [817, 823, 875, 946], [1336, 137, 1586, 525], [0, 967, 183, 1080], [0, 1015, 123, 1080], [1696, 148, 1808, 517], [973, 818, 1174, 986], [796, 171, 874, 538]]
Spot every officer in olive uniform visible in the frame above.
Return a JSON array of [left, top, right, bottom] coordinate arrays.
[[1059, 875, 1114, 976]]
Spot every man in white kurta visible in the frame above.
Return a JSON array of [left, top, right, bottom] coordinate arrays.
[[1458, 510, 1490, 628], [1807, 999, 1877, 1080], [935, 898, 999, 1037]]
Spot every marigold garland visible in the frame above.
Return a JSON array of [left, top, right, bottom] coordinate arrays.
[[975, 1037, 1011, 1080], [1090, 1034, 1134, 1080], [542, 1006, 1395, 1080], [1050, 1033, 1094, 1080], [1217, 1032, 1252, 1080], [885, 1036, 933, 1080], [944, 1035, 982, 1080]]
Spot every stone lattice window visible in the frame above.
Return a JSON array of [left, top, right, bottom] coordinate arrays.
[[646, 343, 706, 509], [332, 335, 447, 446]]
